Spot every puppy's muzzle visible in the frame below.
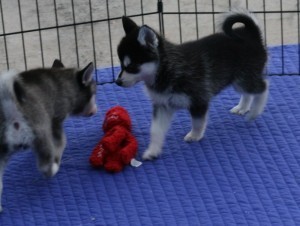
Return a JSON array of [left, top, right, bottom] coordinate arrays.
[[115, 78, 123, 86], [87, 104, 98, 116]]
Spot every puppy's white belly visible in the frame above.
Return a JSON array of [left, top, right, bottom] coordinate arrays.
[[147, 89, 191, 109]]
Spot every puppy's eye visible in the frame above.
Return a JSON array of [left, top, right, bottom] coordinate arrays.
[[125, 64, 140, 73]]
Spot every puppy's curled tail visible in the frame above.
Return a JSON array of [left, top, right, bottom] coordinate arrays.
[[222, 12, 262, 41]]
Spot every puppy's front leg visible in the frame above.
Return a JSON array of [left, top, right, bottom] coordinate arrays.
[[34, 120, 67, 177], [34, 132, 60, 177], [52, 121, 66, 168], [184, 104, 208, 142], [142, 105, 174, 160]]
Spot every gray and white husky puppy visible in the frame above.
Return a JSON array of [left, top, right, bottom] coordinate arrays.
[[0, 59, 97, 211], [116, 10, 268, 160]]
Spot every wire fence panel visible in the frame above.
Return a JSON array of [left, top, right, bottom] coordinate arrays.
[[0, 0, 299, 84], [161, 0, 300, 75]]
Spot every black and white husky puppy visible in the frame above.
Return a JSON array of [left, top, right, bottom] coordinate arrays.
[[0, 60, 97, 211], [116, 11, 268, 160]]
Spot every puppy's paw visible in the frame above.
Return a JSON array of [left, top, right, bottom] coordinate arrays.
[[184, 131, 203, 142], [230, 105, 249, 115], [39, 162, 60, 177], [142, 149, 161, 161], [50, 162, 59, 176], [245, 110, 260, 121]]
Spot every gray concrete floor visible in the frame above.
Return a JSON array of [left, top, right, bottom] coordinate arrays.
[[0, 0, 299, 72]]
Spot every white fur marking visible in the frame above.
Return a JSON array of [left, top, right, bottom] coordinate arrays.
[[146, 89, 191, 109], [142, 107, 174, 160], [81, 94, 97, 116], [230, 94, 253, 115], [0, 70, 18, 91], [119, 71, 141, 87], [247, 80, 269, 120], [40, 162, 59, 177], [184, 113, 208, 142], [51, 163, 59, 176], [217, 8, 261, 34], [123, 56, 131, 67], [137, 27, 147, 46], [119, 62, 158, 87], [137, 26, 158, 47], [3, 99, 34, 147]]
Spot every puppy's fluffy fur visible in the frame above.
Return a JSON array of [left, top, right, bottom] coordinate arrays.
[[116, 11, 268, 160], [0, 60, 97, 211]]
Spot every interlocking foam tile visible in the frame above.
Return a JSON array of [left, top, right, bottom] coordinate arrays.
[[267, 44, 300, 75], [1, 45, 300, 225]]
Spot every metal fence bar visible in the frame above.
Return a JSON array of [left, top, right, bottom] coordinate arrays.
[[89, 0, 98, 82], [140, 0, 145, 24], [158, 0, 164, 36], [106, 0, 115, 81], [35, 0, 45, 67], [280, 0, 284, 74], [0, 0, 9, 69], [123, 0, 127, 16], [160, 10, 300, 15], [263, 0, 268, 75], [53, 0, 62, 61], [71, 0, 79, 67], [17, 0, 27, 70], [177, 0, 182, 43], [211, 0, 216, 33], [0, 13, 158, 38], [2, 10, 297, 39], [298, 0, 300, 74], [194, 0, 199, 39]]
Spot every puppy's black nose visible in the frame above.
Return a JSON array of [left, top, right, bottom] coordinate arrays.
[[115, 79, 123, 86]]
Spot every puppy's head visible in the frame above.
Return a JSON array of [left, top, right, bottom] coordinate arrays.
[[51, 60, 97, 117], [116, 16, 160, 87]]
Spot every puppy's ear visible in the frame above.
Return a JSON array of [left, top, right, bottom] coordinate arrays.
[[122, 16, 138, 34], [52, 59, 64, 68], [137, 25, 159, 48], [79, 62, 94, 86]]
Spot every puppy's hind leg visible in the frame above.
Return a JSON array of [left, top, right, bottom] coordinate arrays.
[[230, 93, 253, 115], [232, 79, 269, 120], [184, 104, 208, 142], [247, 80, 269, 120], [142, 105, 174, 160]]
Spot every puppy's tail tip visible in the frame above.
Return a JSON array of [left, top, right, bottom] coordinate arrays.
[[222, 10, 262, 41]]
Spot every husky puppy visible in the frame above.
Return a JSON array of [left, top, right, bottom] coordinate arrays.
[[116, 11, 268, 160], [0, 59, 97, 211]]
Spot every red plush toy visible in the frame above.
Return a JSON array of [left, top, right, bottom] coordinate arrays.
[[89, 106, 138, 172]]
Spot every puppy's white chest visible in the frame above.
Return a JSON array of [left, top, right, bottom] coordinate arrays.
[[146, 89, 191, 109]]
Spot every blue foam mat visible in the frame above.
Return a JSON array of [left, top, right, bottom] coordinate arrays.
[[1, 46, 300, 225]]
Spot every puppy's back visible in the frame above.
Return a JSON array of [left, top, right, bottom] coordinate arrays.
[[18, 68, 79, 119]]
